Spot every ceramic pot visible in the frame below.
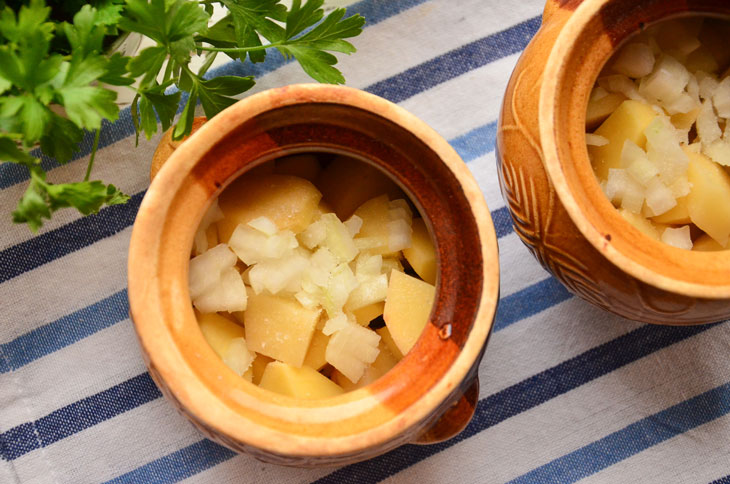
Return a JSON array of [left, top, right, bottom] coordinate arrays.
[[128, 84, 500, 466], [497, 0, 730, 325]]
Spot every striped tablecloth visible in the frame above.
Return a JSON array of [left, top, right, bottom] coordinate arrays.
[[2, 1, 730, 483]]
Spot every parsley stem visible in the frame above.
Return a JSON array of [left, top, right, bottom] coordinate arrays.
[[197, 43, 285, 53], [84, 128, 101, 182]]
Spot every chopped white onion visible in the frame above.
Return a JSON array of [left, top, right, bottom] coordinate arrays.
[[247, 216, 278, 236], [645, 177, 677, 216], [697, 99, 723, 145], [645, 117, 689, 184], [189, 244, 237, 299], [712, 76, 730, 118], [192, 200, 224, 255], [661, 226, 693, 250], [222, 338, 254, 376], [704, 139, 730, 166], [639, 55, 690, 103], [193, 267, 247, 314], [343, 215, 363, 237], [612, 42, 656, 78], [586, 133, 610, 146]]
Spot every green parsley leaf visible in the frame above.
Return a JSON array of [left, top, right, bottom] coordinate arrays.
[[39, 114, 84, 163], [173, 84, 197, 140], [99, 52, 135, 86], [0, 136, 37, 166]]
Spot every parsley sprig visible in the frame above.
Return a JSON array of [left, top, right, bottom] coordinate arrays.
[[0, 0, 364, 231]]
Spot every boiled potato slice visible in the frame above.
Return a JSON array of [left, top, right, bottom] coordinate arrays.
[[217, 174, 322, 242], [275, 154, 322, 182], [333, 341, 400, 391], [197, 312, 246, 358], [693, 234, 729, 251], [317, 156, 403, 219], [403, 218, 437, 285], [243, 354, 273, 384], [302, 328, 330, 371], [589, 100, 657, 180], [259, 361, 344, 399], [685, 148, 730, 247], [376, 326, 404, 360], [244, 291, 322, 367], [352, 195, 404, 256], [383, 270, 435, 355], [352, 302, 385, 326]]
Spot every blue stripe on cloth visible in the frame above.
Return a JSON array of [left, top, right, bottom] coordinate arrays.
[[493, 277, 572, 331], [0, 290, 128, 374], [0, 0, 428, 191], [102, 322, 719, 483], [507, 382, 730, 484], [366, 17, 540, 104], [491, 206, 512, 239], [0, 373, 161, 461], [103, 440, 236, 484], [450, 121, 498, 163], [710, 475, 730, 484], [309, 323, 718, 484], [0, 191, 143, 284]]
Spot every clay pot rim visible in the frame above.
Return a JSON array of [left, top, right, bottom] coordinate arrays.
[[128, 84, 500, 458], [539, 0, 730, 299]]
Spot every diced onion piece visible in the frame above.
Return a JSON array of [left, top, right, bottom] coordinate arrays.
[[325, 321, 380, 383], [387, 218, 412, 252], [247, 216, 278, 236], [704, 139, 730, 166], [639, 55, 690, 102], [612, 42, 656, 78], [388, 199, 413, 224], [355, 253, 383, 279], [307, 247, 337, 287], [346, 273, 388, 311], [321, 213, 358, 263], [229, 224, 298, 265], [586, 133, 609, 146], [697, 99, 722, 145], [713, 76, 730, 118], [322, 313, 350, 336], [620, 174, 645, 214], [222, 337, 254, 376], [661, 226, 693, 250], [194, 267, 248, 313], [645, 177, 677, 216], [645, 117, 689, 184], [668, 176, 691, 198], [343, 215, 363, 237], [697, 72, 719, 100], [663, 92, 699, 115], [189, 244, 237, 299], [295, 290, 319, 309], [247, 252, 310, 295], [321, 263, 359, 318], [300, 219, 326, 249], [605, 168, 630, 203], [599, 75, 644, 101], [621, 140, 657, 185]]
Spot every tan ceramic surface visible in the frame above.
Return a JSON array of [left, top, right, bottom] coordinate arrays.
[[128, 84, 499, 466], [497, 0, 730, 325]]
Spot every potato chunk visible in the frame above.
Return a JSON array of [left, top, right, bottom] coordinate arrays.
[[685, 148, 730, 246], [259, 361, 344, 399], [383, 270, 435, 355], [244, 291, 322, 367], [302, 327, 330, 370], [317, 156, 403, 219], [403, 218, 437, 285], [217, 174, 322, 242], [197, 313, 253, 375], [274, 154, 321, 182], [589, 100, 658, 180]]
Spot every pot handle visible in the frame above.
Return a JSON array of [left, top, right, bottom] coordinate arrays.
[[150, 117, 208, 181], [412, 376, 479, 445]]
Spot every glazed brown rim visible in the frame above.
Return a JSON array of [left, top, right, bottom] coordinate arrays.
[[539, 0, 730, 299], [128, 84, 499, 458]]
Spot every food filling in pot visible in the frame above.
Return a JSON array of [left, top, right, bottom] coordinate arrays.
[[587, 16, 730, 251], [187, 154, 438, 398]]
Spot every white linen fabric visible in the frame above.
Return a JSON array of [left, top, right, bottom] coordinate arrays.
[[1, 0, 729, 483]]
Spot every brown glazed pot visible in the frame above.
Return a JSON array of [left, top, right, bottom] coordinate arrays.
[[497, 0, 730, 325], [128, 84, 499, 466]]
